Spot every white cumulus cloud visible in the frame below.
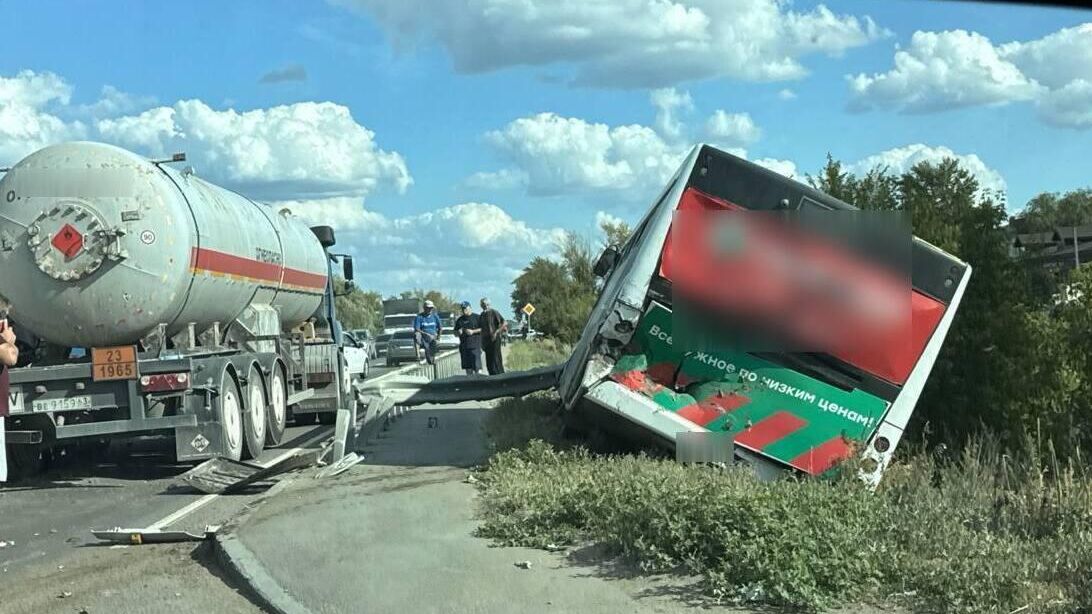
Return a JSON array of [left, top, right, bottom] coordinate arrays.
[[288, 198, 567, 307], [0, 70, 87, 165], [479, 111, 688, 197], [97, 99, 411, 199], [848, 144, 1006, 195], [471, 104, 801, 201], [849, 23, 1092, 129], [752, 157, 798, 179], [1038, 79, 1092, 128], [1000, 23, 1092, 89], [337, 0, 887, 88], [705, 109, 761, 148], [650, 87, 693, 140], [847, 30, 1041, 113]]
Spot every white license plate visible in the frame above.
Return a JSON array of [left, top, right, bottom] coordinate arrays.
[[8, 387, 24, 413], [31, 395, 92, 413]]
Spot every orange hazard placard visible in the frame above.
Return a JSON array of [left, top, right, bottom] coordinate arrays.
[[91, 345, 138, 381]]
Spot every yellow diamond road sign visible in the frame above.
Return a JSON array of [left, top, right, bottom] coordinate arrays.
[[522, 303, 536, 316]]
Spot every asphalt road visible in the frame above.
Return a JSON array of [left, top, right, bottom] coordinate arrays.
[[0, 359, 395, 577]]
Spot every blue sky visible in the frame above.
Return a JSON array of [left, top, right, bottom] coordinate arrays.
[[2, 0, 1090, 310]]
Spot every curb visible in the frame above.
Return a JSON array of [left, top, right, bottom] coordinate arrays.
[[211, 475, 313, 614], [213, 525, 313, 614]]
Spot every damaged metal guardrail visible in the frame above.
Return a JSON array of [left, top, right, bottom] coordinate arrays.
[[357, 363, 564, 407]]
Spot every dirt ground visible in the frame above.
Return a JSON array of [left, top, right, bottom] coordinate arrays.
[[0, 540, 263, 614]]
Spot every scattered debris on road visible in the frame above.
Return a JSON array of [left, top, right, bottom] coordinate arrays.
[[57, 591, 72, 599], [179, 449, 319, 494], [544, 543, 564, 552], [0, 540, 13, 548], [316, 452, 364, 478], [89, 526, 220, 545], [515, 561, 533, 570], [464, 474, 479, 484]]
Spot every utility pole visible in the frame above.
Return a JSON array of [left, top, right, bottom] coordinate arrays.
[[1075, 226, 1080, 269]]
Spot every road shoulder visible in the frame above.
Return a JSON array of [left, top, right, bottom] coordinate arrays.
[[228, 402, 756, 614]]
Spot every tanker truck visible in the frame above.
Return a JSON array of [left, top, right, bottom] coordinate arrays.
[[0, 141, 358, 479]]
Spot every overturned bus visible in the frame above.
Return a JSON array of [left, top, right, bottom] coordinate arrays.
[[558, 145, 970, 484]]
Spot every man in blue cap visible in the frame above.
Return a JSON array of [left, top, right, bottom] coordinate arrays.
[[413, 300, 443, 365], [454, 301, 482, 375]]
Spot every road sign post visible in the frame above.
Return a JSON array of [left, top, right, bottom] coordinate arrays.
[[521, 303, 536, 339]]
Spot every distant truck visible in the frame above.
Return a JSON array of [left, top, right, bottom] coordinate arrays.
[[381, 298, 422, 334], [0, 142, 360, 480], [559, 144, 971, 484]]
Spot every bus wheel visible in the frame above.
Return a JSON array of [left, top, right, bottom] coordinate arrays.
[[242, 362, 267, 460], [216, 366, 244, 461], [266, 360, 288, 447]]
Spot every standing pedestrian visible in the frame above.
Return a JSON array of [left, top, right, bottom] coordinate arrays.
[[413, 300, 443, 365], [454, 301, 482, 375], [0, 298, 19, 483], [479, 298, 507, 375]]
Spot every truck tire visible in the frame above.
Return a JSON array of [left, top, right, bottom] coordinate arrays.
[[242, 362, 267, 460], [216, 367, 244, 462], [265, 360, 288, 446]]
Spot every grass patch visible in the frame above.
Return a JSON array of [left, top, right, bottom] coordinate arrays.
[[484, 391, 569, 453], [474, 400, 1092, 613], [503, 339, 571, 372]]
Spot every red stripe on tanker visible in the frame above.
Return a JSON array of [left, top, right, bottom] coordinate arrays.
[[190, 247, 327, 292]]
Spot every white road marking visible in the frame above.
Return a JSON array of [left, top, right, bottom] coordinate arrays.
[[148, 426, 333, 530], [145, 358, 439, 530]]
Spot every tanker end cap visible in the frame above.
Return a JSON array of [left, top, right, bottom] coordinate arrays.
[[310, 225, 336, 249]]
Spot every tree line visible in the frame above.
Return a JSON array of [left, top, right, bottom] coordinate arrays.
[[334, 284, 460, 334], [510, 155, 1092, 454]]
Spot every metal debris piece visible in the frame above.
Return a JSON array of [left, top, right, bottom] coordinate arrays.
[[515, 561, 533, 570], [89, 526, 219, 545], [178, 449, 319, 494], [544, 543, 564, 552], [315, 452, 364, 478], [0, 540, 12, 548], [58, 591, 72, 599], [464, 474, 479, 484]]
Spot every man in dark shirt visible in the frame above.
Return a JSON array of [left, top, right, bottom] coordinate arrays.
[[454, 301, 482, 375], [479, 298, 507, 375]]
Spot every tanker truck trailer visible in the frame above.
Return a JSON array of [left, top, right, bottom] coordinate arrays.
[[0, 141, 358, 479]]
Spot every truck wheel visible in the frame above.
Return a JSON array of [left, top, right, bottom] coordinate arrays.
[[242, 363, 267, 460], [216, 367, 244, 462], [266, 360, 288, 447]]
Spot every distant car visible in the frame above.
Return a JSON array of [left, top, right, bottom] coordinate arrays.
[[342, 331, 370, 380], [375, 332, 393, 357], [437, 330, 459, 350], [386, 330, 419, 366], [351, 328, 378, 359]]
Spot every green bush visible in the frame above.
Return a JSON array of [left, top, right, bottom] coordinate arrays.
[[503, 339, 570, 372]]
